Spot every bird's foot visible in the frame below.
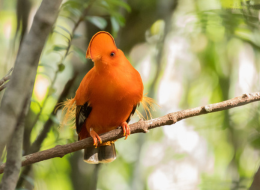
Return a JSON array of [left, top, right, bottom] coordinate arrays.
[[89, 128, 102, 148], [120, 121, 131, 140]]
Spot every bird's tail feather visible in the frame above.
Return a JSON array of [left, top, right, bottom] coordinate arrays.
[[57, 98, 76, 127], [136, 95, 157, 120], [84, 146, 99, 164], [84, 142, 116, 164]]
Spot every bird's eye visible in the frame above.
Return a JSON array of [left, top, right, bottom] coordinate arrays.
[[110, 52, 115, 57]]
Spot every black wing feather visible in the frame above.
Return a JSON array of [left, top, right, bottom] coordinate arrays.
[[76, 102, 92, 134], [126, 104, 139, 123]]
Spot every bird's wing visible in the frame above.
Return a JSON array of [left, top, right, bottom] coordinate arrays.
[[76, 102, 92, 134]]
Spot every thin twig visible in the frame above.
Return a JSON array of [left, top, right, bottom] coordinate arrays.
[[0, 68, 13, 92], [0, 83, 8, 92], [0, 68, 13, 86], [0, 92, 259, 174]]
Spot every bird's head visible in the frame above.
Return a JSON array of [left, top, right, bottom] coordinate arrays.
[[86, 31, 120, 67]]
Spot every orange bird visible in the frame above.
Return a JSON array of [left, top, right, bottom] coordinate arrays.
[[62, 31, 154, 164]]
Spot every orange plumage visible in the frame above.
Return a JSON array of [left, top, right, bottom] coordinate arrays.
[[62, 31, 154, 164]]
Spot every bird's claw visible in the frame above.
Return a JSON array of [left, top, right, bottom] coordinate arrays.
[[121, 121, 130, 140], [89, 128, 102, 148]]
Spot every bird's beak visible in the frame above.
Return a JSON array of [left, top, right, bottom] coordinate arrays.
[[86, 47, 91, 59], [86, 47, 101, 62], [92, 55, 101, 62]]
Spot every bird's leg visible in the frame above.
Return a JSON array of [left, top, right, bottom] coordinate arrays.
[[120, 121, 131, 140], [89, 128, 102, 148]]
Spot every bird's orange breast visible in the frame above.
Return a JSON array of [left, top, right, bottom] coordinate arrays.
[[75, 60, 143, 138]]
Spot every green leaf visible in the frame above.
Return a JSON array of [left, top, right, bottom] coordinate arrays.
[[251, 135, 260, 149], [74, 47, 86, 62], [111, 16, 120, 37], [100, 0, 109, 8], [113, 13, 125, 26], [54, 30, 71, 41], [72, 33, 82, 39], [53, 45, 67, 52], [56, 25, 72, 37], [30, 98, 41, 109], [70, 7, 82, 18], [58, 64, 65, 72], [48, 87, 56, 95], [86, 16, 108, 29], [61, 0, 81, 9], [59, 14, 77, 24], [105, 0, 131, 12]]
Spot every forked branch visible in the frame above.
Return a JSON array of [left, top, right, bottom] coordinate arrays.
[[0, 68, 13, 92]]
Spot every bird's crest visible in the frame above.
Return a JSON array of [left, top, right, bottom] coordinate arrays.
[[86, 31, 117, 60]]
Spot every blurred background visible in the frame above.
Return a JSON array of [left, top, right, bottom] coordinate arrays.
[[1, 0, 260, 189]]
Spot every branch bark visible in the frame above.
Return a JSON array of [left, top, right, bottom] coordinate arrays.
[[0, 92, 259, 174], [0, 0, 62, 158], [0, 125, 24, 190], [0, 94, 29, 190], [249, 166, 260, 190]]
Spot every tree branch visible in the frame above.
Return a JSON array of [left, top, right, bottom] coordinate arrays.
[[0, 0, 62, 157], [249, 165, 260, 190], [0, 126, 24, 190], [0, 94, 29, 190], [0, 92, 259, 174]]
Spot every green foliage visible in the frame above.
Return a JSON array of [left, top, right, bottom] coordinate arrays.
[[2, 0, 260, 189], [58, 63, 65, 72], [73, 47, 86, 62], [86, 16, 108, 29], [60, 0, 129, 36], [53, 45, 67, 52]]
